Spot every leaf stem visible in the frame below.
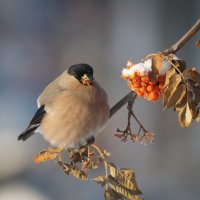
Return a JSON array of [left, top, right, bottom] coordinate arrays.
[[167, 59, 184, 79], [91, 144, 109, 190]]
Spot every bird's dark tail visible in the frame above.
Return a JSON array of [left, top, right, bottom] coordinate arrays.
[[18, 105, 46, 141], [18, 124, 39, 141]]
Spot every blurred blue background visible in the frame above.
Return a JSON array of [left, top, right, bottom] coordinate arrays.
[[0, 0, 199, 200]]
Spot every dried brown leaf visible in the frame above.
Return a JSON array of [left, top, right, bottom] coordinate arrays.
[[163, 74, 182, 109], [172, 59, 186, 72], [104, 188, 123, 200], [70, 167, 88, 181], [193, 85, 200, 103], [47, 146, 63, 153], [195, 115, 200, 122], [152, 54, 163, 76], [109, 164, 141, 194], [175, 93, 187, 112], [187, 91, 199, 119], [183, 69, 200, 85], [164, 84, 186, 109], [33, 150, 58, 164], [108, 177, 143, 200], [162, 67, 176, 91], [120, 168, 142, 194], [57, 161, 88, 181], [178, 103, 193, 128], [70, 150, 82, 163], [56, 161, 70, 174], [93, 176, 108, 187], [102, 150, 111, 158], [195, 38, 200, 47]]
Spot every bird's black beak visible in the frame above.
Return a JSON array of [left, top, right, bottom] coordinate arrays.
[[81, 74, 94, 85]]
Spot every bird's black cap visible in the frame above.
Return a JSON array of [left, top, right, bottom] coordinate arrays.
[[68, 63, 94, 83]]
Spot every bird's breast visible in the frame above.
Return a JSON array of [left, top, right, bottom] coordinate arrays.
[[40, 83, 109, 148]]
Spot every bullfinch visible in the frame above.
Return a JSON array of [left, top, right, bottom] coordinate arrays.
[[18, 64, 110, 149]]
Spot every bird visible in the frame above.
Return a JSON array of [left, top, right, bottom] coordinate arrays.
[[18, 64, 110, 149]]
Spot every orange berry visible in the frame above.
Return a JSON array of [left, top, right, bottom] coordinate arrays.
[[137, 91, 144, 97], [148, 92, 159, 101], [141, 76, 150, 83], [159, 82, 164, 89], [157, 75, 165, 83], [153, 85, 160, 92], [139, 87, 147, 93], [132, 76, 141, 83], [147, 85, 154, 92], [133, 82, 141, 88], [148, 81, 154, 85], [141, 81, 147, 87], [134, 72, 140, 76]]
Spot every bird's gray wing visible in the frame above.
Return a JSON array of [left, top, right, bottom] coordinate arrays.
[[18, 71, 76, 142], [18, 105, 46, 141], [37, 72, 67, 107]]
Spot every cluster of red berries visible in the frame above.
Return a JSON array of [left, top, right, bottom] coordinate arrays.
[[126, 72, 165, 101]]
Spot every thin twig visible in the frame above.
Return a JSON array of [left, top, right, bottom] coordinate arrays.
[[91, 144, 105, 159], [110, 92, 137, 118], [91, 144, 109, 189], [163, 19, 200, 54], [130, 112, 147, 132]]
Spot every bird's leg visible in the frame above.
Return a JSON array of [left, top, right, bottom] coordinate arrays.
[[86, 136, 95, 146], [78, 136, 95, 159]]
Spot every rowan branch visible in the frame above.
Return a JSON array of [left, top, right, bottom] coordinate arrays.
[[109, 19, 200, 117], [163, 19, 200, 54], [109, 91, 137, 118]]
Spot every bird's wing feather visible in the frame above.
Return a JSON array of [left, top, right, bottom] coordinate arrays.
[[18, 105, 46, 141], [37, 72, 68, 107]]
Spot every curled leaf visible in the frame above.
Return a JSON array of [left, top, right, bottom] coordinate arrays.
[[193, 85, 200, 103], [195, 115, 200, 122], [152, 54, 163, 76], [33, 150, 58, 164], [178, 103, 193, 128], [187, 91, 199, 119], [162, 67, 176, 91], [47, 146, 63, 153], [163, 74, 182, 109], [195, 38, 200, 47], [109, 164, 141, 194], [70, 150, 82, 163], [109, 176, 143, 200], [172, 58, 186, 72], [102, 150, 111, 158], [56, 161, 88, 181], [104, 188, 122, 200], [164, 84, 186, 109], [57, 161, 70, 174], [183, 69, 200, 85], [70, 167, 88, 181], [174, 93, 187, 112], [92, 176, 108, 187]]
